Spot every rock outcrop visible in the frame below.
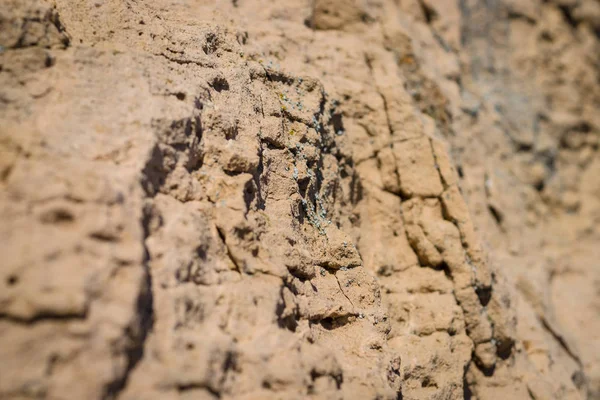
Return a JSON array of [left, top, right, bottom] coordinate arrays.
[[1, 0, 598, 399]]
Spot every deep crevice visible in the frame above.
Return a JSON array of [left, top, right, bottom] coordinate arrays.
[[475, 285, 492, 307], [103, 204, 155, 399], [558, 5, 578, 30], [316, 314, 355, 331], [275, 282, 298, 332], [463, 374, 473, 400], [496, 337, 514, 360], [216, 226, 243, 274], [487, 204, 503, 226], [210, 76, 230, 92], [418, 0, 437, 24]]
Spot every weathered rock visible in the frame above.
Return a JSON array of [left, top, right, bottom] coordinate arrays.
[[1, 0, 598, 399]]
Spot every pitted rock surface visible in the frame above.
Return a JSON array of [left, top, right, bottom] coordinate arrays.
[[1, 0, 599, 399]]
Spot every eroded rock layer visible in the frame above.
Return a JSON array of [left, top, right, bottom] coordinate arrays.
[[1, 0, 599, 399]]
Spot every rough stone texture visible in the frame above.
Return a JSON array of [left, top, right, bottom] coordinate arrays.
[[0, 0, 598, 399]]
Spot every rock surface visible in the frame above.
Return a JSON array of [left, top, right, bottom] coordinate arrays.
[[0, 0, 599, 399]]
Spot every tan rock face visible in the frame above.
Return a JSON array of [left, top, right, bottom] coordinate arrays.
[[1, 0, 598, 399]]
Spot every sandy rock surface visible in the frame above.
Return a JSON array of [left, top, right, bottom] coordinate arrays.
[[1, 0, 599, 399]]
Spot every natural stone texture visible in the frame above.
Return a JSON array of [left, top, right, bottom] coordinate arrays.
[[1, 0, 598, 399]]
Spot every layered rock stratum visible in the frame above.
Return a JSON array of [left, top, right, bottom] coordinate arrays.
[[1, 0, 599, 399]]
